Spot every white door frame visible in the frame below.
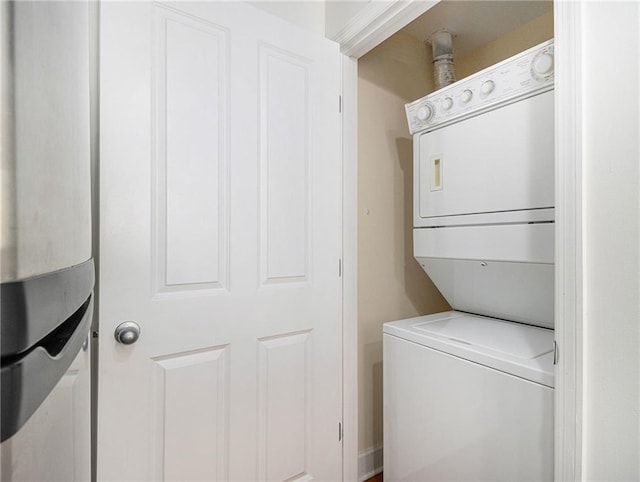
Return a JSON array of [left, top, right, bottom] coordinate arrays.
[[338, 2, 583, 481], [341, 54, 359, 482], [552, 2, 584, 480]]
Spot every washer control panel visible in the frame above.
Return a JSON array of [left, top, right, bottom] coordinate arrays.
[[406, 39, 554, 135]]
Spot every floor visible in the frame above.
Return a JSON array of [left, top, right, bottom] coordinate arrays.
[[364, 474, 383, 482]]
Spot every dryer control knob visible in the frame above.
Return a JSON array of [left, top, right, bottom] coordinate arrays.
[[480, 80, 495, 95], [416, 103, 434, 122], [460, 89, 473, 104], [532, 52, 554, 77], [442, 97, 453, 110]]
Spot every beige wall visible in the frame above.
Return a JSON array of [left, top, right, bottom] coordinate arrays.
[[358, 31, 449, 452], [455, 10, 554, 80], [357, 8, 554, 455]]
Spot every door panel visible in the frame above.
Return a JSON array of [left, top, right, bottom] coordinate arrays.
[[151, 347, 229, 481], [98, 2, 342, 481], [257, 332, 310, 481], [156, 5, 229, 290], [260, 45, 311, 283]]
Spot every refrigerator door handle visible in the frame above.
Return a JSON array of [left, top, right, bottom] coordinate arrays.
[[0, 294, 93, 442]]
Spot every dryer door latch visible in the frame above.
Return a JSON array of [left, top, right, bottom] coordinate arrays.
[[553, 340, 559, 365]]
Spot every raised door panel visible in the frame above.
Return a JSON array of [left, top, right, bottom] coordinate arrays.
[[152, 5, 229, 295], [152, 347, 229, 481], [259, 45, 312, 285], [257, 331, 311, 481]]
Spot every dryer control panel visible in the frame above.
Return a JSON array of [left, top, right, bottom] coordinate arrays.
[[406, 39, 554, 135]]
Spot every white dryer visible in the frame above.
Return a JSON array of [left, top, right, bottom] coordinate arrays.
[[384, 39, 555, 481]]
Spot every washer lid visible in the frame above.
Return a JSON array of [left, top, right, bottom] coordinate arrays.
[[384, 311, 555, 387], [414, 315, 551, 360]]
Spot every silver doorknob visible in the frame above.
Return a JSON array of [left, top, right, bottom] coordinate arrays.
[[114, 321, 141, 345]]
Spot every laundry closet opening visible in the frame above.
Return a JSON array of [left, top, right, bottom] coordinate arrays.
[[356, 0, 554, 477]]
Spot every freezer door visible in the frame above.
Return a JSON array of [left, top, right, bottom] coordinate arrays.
[[1, 258, 94, 442], [0, 343, 91, 482], [0, 292, 93, 442]]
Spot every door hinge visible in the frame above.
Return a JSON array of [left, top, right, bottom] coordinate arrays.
[[339, 95, 342, 113], [553, 340, 559, 365], [338, 258, 342, 277], [338, 422, 343, 442]]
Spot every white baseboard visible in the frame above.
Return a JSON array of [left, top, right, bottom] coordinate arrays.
[[358, 444, 383, 482]]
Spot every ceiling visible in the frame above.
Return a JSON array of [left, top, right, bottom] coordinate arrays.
[[401, 0, 553, 57]]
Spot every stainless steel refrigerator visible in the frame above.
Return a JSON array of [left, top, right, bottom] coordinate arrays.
[[1, 2, 93, 480]]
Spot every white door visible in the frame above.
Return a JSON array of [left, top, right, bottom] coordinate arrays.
[[97, 2, 342, 481]]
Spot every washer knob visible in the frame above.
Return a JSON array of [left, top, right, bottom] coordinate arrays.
[[480, 80, 495, 96], [416, 103, 434, 122], [442, 97, 453, 110], [532, 52, 554, 77], [460, 89, 473, 104]]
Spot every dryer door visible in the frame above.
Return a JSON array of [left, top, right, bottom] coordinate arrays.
[[415, 90, 554, 226]]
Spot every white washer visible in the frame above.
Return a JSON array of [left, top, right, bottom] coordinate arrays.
[[383, 311, 554, 481]]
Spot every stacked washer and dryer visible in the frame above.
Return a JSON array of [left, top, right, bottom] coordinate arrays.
[[383, 40, 555, 481]]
